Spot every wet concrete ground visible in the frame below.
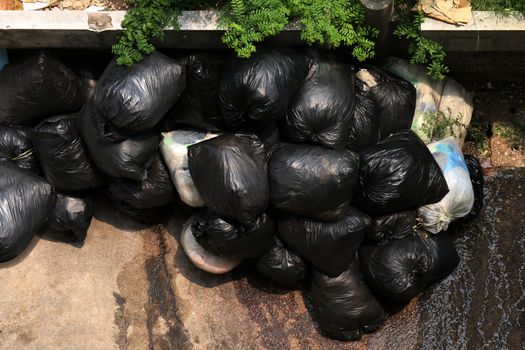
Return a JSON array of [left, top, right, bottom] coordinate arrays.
[[0, 167, 523, 349], [415, 169, 525, 350]]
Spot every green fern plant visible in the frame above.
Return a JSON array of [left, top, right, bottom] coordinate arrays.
[[113, 0, 449, 80], [112, 0, 178, 66], [288, 0, 377, 61], [220, 0, 378, 62], [113, 0, 378, 66], [113, 0, 219, 66], [220, 0, 290, 58], [394, 1, 449, 80]]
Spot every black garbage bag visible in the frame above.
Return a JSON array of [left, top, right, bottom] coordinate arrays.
[[354, 130, 449, 215], [269, 143, 359, 221], [254, 123, 280, 154], [278, 207, 370, 277], [218, 50, 306, 127], [108, 153, 176, 210], [46, 193, 94, 242], [235, 122, 280, 156], [33, 115, 104, 191], [310, 259, 388, 341], [94, 52, 186, 133], [367, 210, 418, 242], [115, 201, 173, 225], [462, 155, 484, 221], [78, 102, 159, 181], [359, 231, 460, 302], [347, 80, 380, 151], [356, 67, 416, 140], [161, 54, 227, 132], [0, 52, 83, 126], [285, 52, 356, 149], [0, 126, 40, 174], [255, 237, 308, 289], [188, 133, 269, 225], [192, 209, 275, 259], [78, 68, 98, 103], [0, 163, 55, 262]]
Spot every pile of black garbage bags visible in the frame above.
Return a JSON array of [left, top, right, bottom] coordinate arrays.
[[0, 49, 484, 341]]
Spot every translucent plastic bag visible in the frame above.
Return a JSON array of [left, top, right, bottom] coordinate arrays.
[[160, 130, 218, 207], [437, 78, 474, 147], [418, 138, 474, 233], [385, 58, 473, 147]]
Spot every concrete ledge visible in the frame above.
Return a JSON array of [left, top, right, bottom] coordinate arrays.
[[421, 11, 525, 51], [2, 9, 525, 51], [0, 10, 303, 48]]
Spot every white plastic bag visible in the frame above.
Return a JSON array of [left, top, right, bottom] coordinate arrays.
[[385, 58, 473, 147], [160, 130, 218, 207], [180, 215, 241, 274], [437, 78, 474, 148], [418, 138, 474, 233]]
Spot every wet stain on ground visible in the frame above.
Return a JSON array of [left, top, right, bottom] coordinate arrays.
[[231, 267, 371, 350], [113, 224, 189, 350], [113, 292, 130, 350], [145, 226, 190, 350]]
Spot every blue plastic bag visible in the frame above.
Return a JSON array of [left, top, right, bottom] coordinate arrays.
[[0, 49, 8, 71], [418, 138, 474, 233]]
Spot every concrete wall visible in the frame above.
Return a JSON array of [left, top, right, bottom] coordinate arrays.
[[1, 10, 523, 51]]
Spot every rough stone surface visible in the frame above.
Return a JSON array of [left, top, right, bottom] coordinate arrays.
[[0, 201, 148, 350]]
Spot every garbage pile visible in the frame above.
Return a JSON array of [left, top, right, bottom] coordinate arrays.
[[0, 49, 483, 341]]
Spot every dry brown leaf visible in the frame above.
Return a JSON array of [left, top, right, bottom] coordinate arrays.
[[418, 0, 473, 25]]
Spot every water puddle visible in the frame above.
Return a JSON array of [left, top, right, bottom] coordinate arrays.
[[416, 171, 525, 349]]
